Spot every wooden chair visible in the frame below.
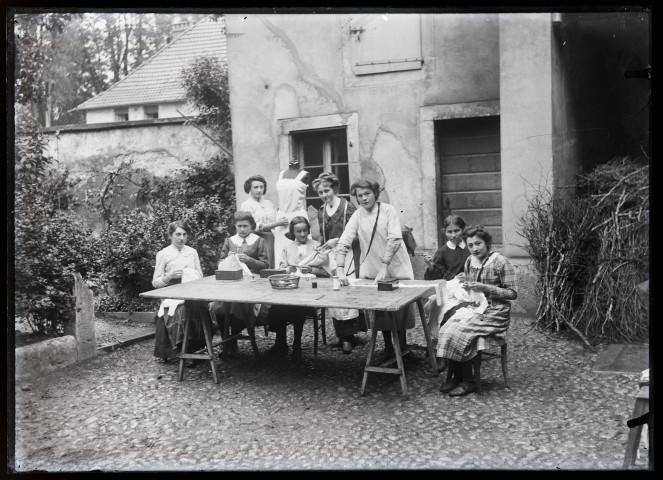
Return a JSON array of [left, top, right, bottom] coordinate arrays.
[[304, 307, 326, 355], [473, 334, 509, 394], [623, 383, 650, 468]]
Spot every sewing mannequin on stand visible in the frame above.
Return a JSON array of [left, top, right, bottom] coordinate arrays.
[[273, 159, 310, 266]]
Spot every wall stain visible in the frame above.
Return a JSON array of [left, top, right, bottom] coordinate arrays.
[[259, 16, 347, 112]]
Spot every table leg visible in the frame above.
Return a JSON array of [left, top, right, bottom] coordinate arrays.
[[221, 304, 231, 360], [360, 313, 379, 397], [201, 311, 220, 384], [178, 308, 191, 382], [416, 298, 439, 377], [390, 312, 408, 398], [246, 324, 260, 357]]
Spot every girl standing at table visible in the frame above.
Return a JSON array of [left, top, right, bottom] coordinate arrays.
[[209, 211, 270, 357], [240, 174, 289, 269], [266, 216, 329, 361], [437, 225, 517, 397], [335, 179, 416, 362], [152, 220, 212, 366], [313, 172, 365, 355]]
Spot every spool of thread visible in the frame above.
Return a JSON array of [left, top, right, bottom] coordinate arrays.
[[312, 281, 317, 288], [332, 276, 340, 290]]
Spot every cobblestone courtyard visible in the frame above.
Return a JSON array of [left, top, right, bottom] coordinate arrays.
[[11, 313, 649, 471]]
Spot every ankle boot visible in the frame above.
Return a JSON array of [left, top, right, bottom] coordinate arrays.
[[439, 360, 462, 393], [265, 330, 288, 357], [449, 360, 477, 396]]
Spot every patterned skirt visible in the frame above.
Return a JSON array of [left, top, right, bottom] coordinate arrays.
[[436, 304, 510, 362]]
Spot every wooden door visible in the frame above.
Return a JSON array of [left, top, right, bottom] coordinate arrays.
[[435, 116, 502, 249]]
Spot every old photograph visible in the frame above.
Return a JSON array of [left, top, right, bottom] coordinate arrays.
[[8, 7, 651, 471]]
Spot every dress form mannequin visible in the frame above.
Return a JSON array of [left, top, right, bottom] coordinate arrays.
[[281, 159, 309, 181], [273, 159, 310, 264]]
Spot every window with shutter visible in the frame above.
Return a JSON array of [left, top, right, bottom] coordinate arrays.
[[349, 14, 423, 76]]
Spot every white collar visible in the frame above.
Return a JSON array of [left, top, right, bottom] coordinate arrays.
[[325, 196, 341, 214], [469, 251, 497, 269], [230, 233, 259, 246], [446, 240, 466, 250]]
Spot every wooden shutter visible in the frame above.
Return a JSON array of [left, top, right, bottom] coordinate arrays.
[[350, 14, 423, 75]]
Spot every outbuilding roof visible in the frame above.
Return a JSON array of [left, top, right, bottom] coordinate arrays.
[[75, 15, 226, 111]]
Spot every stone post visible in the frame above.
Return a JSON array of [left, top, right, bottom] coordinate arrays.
[[71, 272, 97, 360]]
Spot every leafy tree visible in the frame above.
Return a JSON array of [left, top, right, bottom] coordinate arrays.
[[180, 55, 232, 150], [12, 12, 209, 127]]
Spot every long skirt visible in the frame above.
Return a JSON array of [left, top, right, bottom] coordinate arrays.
[[332, 312, 367, 339], [209, 302, 269, 334], [267, 304, 310, 332], [365, 303, 416, 331], [437, 304, 511, 362], [153, 300, 212, 360]]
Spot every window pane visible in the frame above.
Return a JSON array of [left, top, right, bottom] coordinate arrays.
[[291, 127, 351, 211], [329, 129, 348, 164], [332, 165, 350, 195]]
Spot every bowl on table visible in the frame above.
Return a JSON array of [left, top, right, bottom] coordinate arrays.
[[268, 274, 300, 289]]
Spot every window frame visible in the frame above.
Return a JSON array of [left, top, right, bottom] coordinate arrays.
[[291, 127, 352, 209], [114, 108, 129, 122], [277, 113, 361, 210]]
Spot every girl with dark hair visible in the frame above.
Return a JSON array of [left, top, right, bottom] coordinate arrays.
[[437, 225, 517, 397], [210, 211, 270, 357], [152, 220, 212, 366], [266, 216, 329, 360], [313, 172, 365, 354], [335, 179, 417, 362], [424, 214, 470, 281], [240, 175, 288, 268]]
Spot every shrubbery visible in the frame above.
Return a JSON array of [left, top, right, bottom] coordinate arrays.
[[14, 126, 102, 335], [97, 154, 235, 312]]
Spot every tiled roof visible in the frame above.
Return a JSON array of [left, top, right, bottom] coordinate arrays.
[[76, 16, 226, 111]]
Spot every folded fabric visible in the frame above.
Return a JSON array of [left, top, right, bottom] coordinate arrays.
[[157, 267, 202, 317]]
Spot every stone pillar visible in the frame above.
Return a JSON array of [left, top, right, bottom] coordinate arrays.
[[71, 272, 97, 360], [499, 13, 555, 258]]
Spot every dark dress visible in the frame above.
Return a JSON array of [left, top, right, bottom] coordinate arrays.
[[424, 242, 471, 281], [210, 233, 270, 333]]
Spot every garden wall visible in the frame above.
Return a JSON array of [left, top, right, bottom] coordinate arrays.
[[15, 274, 97, 381]]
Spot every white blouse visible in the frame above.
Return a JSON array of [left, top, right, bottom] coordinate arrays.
[[152, 244, 203, 288], [240, 196, 277, 232]]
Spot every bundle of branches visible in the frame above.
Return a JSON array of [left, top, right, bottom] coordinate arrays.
[[519, 157, 649, 347]]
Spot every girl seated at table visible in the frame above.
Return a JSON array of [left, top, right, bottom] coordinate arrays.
[[210, 211, 270, 357], [437, 224, 517, 397], [265, 216, 330, 360], [152, 220, 213, 366]]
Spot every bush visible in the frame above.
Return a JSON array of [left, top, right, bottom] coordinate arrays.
[[14, 126, 101, 334], [98, 154, 236, 311]]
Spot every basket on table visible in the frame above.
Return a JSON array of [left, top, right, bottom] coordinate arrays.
[[268, 274, 300, 289]]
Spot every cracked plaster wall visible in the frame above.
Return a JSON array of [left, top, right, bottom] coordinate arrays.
[[226, 13, 502, 253], [42, 122, 222, 233]]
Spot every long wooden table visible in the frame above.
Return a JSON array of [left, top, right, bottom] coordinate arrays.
[[140, 276, 440, 396]]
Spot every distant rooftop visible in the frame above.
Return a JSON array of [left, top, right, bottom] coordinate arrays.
[[75, 16, 226, 111]]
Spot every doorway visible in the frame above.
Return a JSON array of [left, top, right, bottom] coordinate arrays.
[[435, 115, 502, 250]]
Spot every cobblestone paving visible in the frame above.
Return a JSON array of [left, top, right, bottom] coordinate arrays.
[[11, 314, 649, 471]]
